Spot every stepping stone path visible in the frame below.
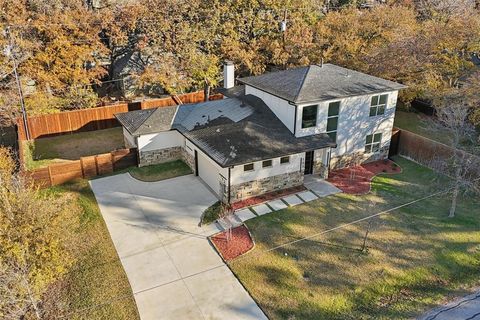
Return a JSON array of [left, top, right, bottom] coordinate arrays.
[[267, 199, 288, 211], [235, 208, 257, 222], [216, 186, 329, 227], [282, 194, 304, 206], [296, 191, 318, 202], [251, 203, 272, 216]]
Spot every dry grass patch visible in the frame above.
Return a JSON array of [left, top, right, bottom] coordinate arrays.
[[41, 179, 139, 319]]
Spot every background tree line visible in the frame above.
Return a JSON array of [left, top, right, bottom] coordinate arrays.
[[1, 0, 479, 125]]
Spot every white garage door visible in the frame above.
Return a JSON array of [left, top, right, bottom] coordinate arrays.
[[197, 151, 220, 197]]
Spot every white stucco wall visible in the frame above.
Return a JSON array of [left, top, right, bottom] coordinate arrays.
[[123, 127, 136, 148], [184, 139, 228, 198], [294, 91, 399, 157], [314, 148, 329, 165], [245, 85, 296, 133], [137, 130, 184, 152], [230, 153, 303, 185]]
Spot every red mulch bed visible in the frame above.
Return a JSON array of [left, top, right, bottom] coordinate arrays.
[[231, 185, 306, 211], [210, 225, 254, 261], [327, 159, 402, 195]]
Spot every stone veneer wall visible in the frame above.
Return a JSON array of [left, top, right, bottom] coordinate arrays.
[[230, 171, 304, 202], [181, 149, 196, 174], [313, 160, 329, 178], [330, 145, 390, 170], [138, 146, 182, 167]]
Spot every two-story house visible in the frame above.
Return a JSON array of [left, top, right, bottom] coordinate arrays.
[[115, 62, 406, 204]]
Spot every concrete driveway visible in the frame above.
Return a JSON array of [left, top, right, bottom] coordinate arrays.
[[90, 174, 267, 320]]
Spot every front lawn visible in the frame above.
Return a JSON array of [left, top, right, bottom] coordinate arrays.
[[229, 157, 480, 320], [23, 127, 124, 170], [42, 179, 139, 319]]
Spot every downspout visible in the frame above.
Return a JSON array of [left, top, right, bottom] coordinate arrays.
[[135, 136, 140, 167], [293, 105, 298, 135], [227, 167, 231, 205]]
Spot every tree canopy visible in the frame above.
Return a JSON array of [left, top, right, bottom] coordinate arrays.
[[1, 0, 479, 123]]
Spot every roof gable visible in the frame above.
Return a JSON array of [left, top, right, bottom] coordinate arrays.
[[115, 106, 177, 136], [238, 64, 407, 104]]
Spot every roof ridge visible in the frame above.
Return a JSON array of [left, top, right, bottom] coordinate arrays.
[[129, 108, 155, 134], [292, 66, 312, 103], [133, 107, 167, 133]]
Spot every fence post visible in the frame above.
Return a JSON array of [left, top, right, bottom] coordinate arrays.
[[109, 152, 114, 171], [80, 157, 85, 178], [47, 165, 53, 187]]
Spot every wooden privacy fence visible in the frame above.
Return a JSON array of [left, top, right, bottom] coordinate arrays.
[[24, 148, 137, 187], [17, 91, 223, 140], [396, 128, 480, 178]]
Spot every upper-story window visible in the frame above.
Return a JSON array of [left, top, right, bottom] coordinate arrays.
[[327, 101, 340, 142], [370, 94, 388, 117], [302, 105, 318, 128]]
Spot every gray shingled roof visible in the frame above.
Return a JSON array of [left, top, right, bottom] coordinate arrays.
[[172, 95, 335, 167], [115, 106, 177, 136], [237, 64, 407, 104]]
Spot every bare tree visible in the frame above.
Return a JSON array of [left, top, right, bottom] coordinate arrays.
[[429, 96, 480, 217]]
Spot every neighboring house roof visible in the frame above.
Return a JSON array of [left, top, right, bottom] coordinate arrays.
[[115, 105, 177, 136], [172, 93, 335, 167], [237, 63, 407, 104]]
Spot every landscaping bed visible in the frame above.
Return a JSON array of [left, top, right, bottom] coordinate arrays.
[[231, 185, 306, 210], [327, 159, 401, 194], [127, 160, 192, 182], [201, 201, 224, 225], [210, 225, 255, 261], [229, 157, 480, 320]]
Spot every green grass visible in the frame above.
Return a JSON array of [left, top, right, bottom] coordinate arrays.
[[201, 201, 223, 225], [42, 179, 139, 319], [23, 127, 124, 170], [127, 160, 192, 182], [394, 111, 451, 144], [229, 157, 480, 320]]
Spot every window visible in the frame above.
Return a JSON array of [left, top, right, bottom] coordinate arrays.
[[301, 105, 318, 128], [327, 101, 340, 142], [262, 160, 272, 168], [370, 94, 388, 117], [280, 156, 290, 164], [244, 163, 254, 171], [365, 133, 382, 153]]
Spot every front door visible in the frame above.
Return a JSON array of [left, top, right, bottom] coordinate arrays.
[[304, 151, 314, 175]]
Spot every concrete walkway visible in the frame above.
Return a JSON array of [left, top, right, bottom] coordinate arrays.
[[90, 174, 267, 320], [304, 175, 342, 197], [418, 290, 480, 320]]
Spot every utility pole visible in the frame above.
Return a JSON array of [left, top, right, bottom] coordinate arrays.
[[4, 26, 30, 140]]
